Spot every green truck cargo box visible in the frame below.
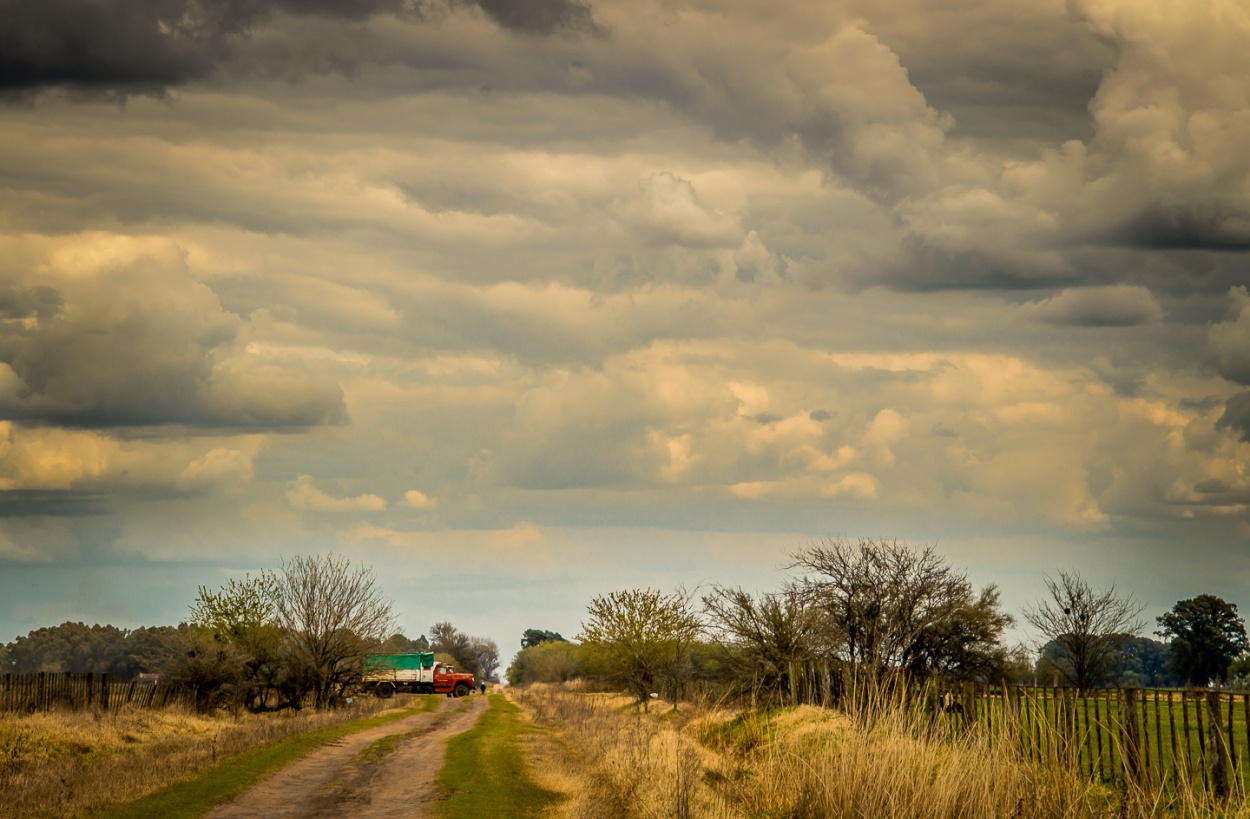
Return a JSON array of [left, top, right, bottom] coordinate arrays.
[[365, 652, 435, 671]]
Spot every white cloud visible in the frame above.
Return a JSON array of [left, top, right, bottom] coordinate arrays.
[[402, 489, 434, 508], [285, 475, 387, 512]]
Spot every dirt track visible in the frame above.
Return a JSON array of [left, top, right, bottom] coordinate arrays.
[[203, 694, 488, 819]]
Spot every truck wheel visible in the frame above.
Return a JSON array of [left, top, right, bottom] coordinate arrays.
[[375, 682, 395, 699], [453, 683, 470, 698]]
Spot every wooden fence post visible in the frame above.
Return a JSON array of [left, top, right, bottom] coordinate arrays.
[[100, 673, 109, 711], [1122, 688, 1143, 790], [1208, 690, 1229, 799]]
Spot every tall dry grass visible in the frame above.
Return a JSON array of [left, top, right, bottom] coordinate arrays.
[[0, 695, 410, 818], [514, 683, 1250, 819], [514, 683, 741, 819]]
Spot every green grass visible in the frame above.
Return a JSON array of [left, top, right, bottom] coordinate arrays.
[[435, 693, 561, 818], [945, 689, 1250, 795], [91, 696, 442, 819], [353, 700, 464, 763], [697, 706, 784, 753]]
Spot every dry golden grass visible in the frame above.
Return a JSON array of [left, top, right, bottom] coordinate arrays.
[[513, 683, 740, 819], [0, 696, 410, 818], [512, 684, 1250, 819]]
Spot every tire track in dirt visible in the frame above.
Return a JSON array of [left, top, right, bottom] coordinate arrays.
[[204, 695, 488, 819]]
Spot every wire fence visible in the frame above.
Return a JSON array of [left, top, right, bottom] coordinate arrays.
[[680, 661, 1250, 799], [1, 671, 191, 713], [796, 662, 1250, 798]]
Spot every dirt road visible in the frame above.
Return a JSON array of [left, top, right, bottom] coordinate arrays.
[[203, 695, 488, 819]]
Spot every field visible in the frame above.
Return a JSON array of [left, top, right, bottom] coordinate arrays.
[[930, 687, 1250, 797], [0, 695, 422, 818]]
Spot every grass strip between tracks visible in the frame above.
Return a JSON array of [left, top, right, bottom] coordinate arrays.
[[435, 693, 561, 818], [91, 695, 443, 819]]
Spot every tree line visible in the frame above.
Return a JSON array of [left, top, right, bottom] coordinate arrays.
[[0, 554, 500, 713], [508, 538, 1250, 704]]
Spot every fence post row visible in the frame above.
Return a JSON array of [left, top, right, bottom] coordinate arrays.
[[1207, 690, 1230, 799]]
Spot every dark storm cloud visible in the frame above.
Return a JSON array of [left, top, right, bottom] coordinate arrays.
[[1109, 206, 1250, 251], [0, 285, 62, 320], [468, 0, 601, 36], [0, 491, 107, 518], [0, 262, 347, 431], [0, 0, 599, 96], [1217, 391, 1250, 443], [1024, 286, 1162, 328], [0, 0, 225, 95]]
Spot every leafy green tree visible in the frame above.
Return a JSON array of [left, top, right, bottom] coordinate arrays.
[[1228, 653, 1250, 685], [190, 575, 287, 711], [580, 588, 700, 710], [379, 633, 430, 653], [521, 628, 565, 649], [1023, 571, 1145, 690], [1116, 636, 1177, 687], [1157, 594, 1249, 686], [904, 586, 1014, 681], [508, 640, 584, 685], [4, 622, 131, 676]]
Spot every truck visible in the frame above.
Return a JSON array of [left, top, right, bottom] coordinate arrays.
[[361, 652, 476, 698]]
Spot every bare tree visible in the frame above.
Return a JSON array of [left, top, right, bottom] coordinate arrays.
[[580, 588, 701, 710], [702, 586, 821, 693], [1023, 570, 1145, 690], [469, 636, 501, 682], [159, 626, 248, 714], [272, 554, 395, 708], [429, 621, 484, 678], [788, 537, 976, 677]]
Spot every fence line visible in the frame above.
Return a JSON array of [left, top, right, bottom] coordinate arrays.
[[735, 660, 1250, 799], [675, 663, 1250, 799], [0, 671, 190, 713]]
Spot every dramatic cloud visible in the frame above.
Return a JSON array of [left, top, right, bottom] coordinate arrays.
[[1211, 287, 1250, 385], [0, 0, 600, 97], [0, 236, 346, 429], [1023, 285, 1163, 328], [4, 0, 1250, 653], [470, 0, 600, 36]]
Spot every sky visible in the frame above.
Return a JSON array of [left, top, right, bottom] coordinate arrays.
[[2, 0, 1249, 662]]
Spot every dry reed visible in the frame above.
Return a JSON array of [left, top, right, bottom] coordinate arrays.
[[514, 683, 741, 818]]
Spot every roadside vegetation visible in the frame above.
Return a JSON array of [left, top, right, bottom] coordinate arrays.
[[0, 694, 436, 818], [505, 537, 1250, 817], [2, 555, 502, 718], [435, 693, 560, 818], [514, 682, 1250, 818]]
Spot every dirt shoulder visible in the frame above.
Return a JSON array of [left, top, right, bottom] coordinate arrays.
[[203, 694, 488, 819]]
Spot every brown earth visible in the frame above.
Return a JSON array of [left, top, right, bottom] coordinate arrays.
[[203, 694, 488, 819]]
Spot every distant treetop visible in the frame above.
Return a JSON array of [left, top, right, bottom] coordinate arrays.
[[521, 628, 566, 649]]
